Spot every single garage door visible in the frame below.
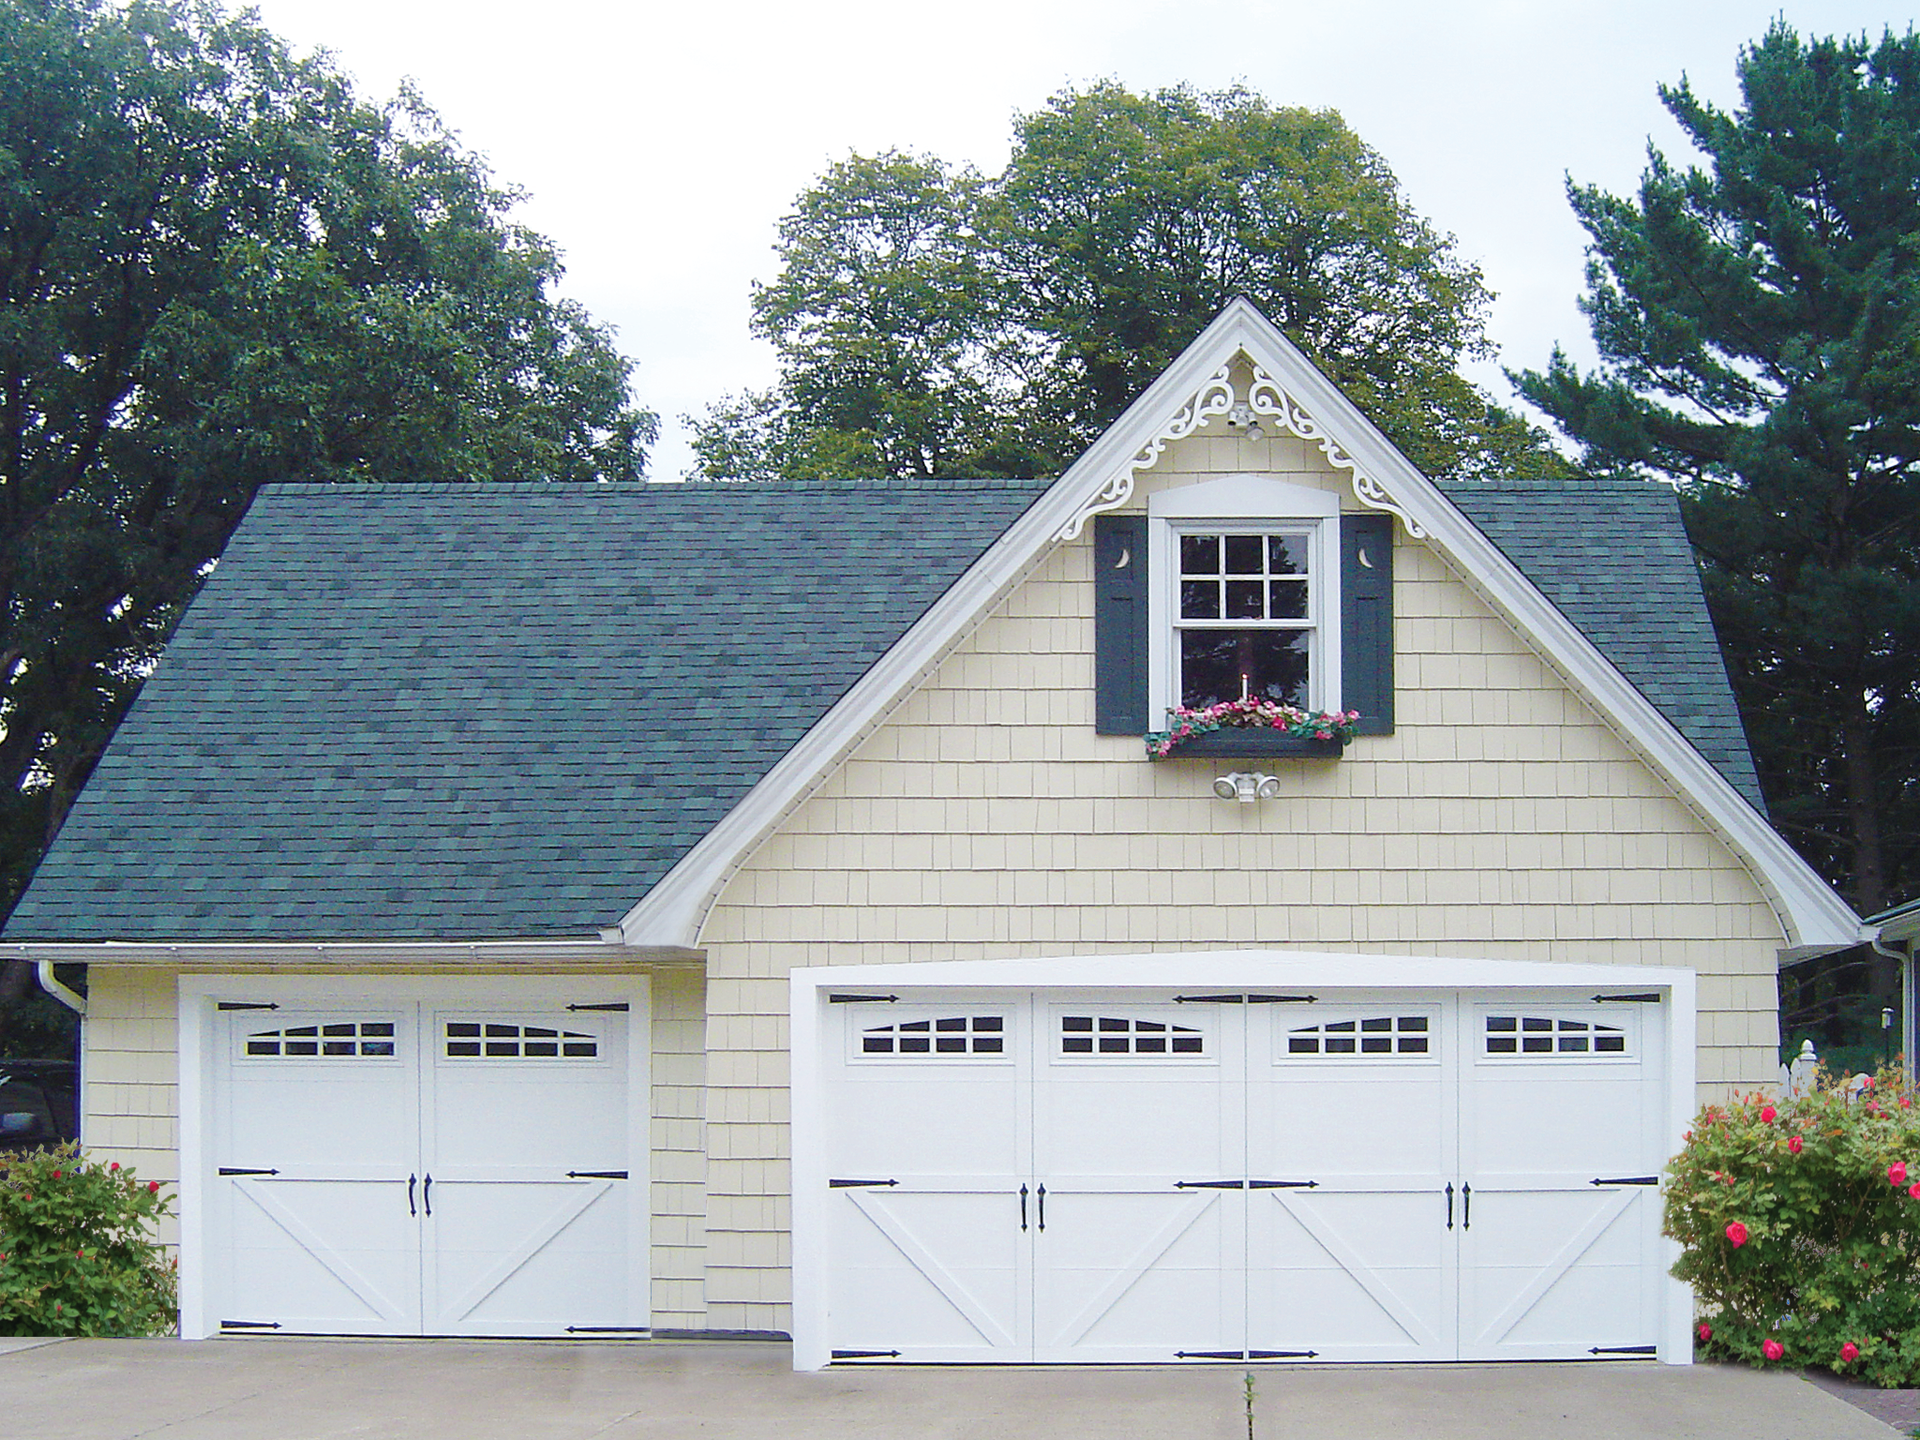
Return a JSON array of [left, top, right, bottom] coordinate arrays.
[[204, 979, 646, 1338], [819, 987, 1666, 1364]]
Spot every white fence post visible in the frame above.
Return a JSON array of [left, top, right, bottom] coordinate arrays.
[[1781, 1039, 1819, 1098]]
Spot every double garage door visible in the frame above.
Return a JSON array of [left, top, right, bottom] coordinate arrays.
[[819, 987, 1668, 1364], [201, 979, 645, 1338]]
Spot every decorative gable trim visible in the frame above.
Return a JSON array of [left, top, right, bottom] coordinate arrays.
[[613, 299, 1858, 952]]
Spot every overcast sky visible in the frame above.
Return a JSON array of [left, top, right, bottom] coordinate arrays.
[[243, 0, 1915, 480]]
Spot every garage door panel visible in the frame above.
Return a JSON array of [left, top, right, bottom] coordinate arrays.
[[1249, 1187, 1452, 1360], [828, 1189, 1025, 1359], [1034, 1188, 1241, 1360], [424, 1175, 630, 1336], [1461, 1189, 1657, 1358], [223, 1176, 417, 1333]]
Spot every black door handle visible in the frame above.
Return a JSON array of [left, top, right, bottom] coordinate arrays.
[[422, 1174, 432, 1217], [1037, 1184, 1046, 1232], [1461, 1182, 1471, 1230], [408, 1174, 417, 1217], [1019, 1184, 1028, 1231], [1445, 1182, 1453, 1230]]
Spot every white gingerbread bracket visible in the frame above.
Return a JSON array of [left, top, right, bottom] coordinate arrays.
[[1053, 352, 1428, 542]]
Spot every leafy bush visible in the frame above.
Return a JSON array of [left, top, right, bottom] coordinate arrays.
[[0, 1144, 176, 1336], [1666, 1064, 1920, 1386]]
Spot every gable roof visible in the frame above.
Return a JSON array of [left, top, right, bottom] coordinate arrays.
[[3, 480, 1050, 942], [1, 302, 1853, 953]]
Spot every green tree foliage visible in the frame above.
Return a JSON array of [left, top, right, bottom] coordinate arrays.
[[1665, 1069, 1920, 1386], [0, 0, 656, 976], [692, 83, 1560, 484], [1514, 25, 1920, 913]]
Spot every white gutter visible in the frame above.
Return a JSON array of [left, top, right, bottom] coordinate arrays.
[[35, 960, 85, 1015], [0, 938, 701, 969]]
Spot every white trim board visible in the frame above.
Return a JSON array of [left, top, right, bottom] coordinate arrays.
[[614, 299, 1856, 953], [788, 947, 1698, 1372]]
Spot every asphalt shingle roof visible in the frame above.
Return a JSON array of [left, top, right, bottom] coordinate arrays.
[[1442, 476, 1765, 811], [5, 480, 1050, 941], [5, 472, 1762, 942]]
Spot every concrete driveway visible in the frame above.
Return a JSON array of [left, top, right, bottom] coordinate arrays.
[[0, 1336, 1905, 1440]]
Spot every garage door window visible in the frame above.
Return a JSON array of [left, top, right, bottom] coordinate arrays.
[[444, 1021, 599, 1059], [243, 1022, 397, 1059], [859, 1016, 1006, 1057], [1484, 1015, 1628, 1057], [1282, 1015, 1430, 1057], [1060, 1015, 1204, 1056]]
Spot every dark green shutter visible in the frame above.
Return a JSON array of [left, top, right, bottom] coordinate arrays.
[[1340, 514, 1394, 735], [1093, 514, 1150, 734]]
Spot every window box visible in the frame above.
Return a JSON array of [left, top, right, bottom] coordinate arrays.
[[1151, 730, 1347, 760]]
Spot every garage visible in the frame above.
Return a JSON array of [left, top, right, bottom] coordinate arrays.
[[791, 954, 1693, 1368], [182, 976, 649, 1339]]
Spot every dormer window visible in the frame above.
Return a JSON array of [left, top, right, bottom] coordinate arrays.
[[1174, 528, 1316, 709]]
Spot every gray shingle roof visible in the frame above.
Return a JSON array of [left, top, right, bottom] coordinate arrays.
[[1441, 476, 1765, 811], [5, 472, 1762, 943], [5, 481, 1050, 941]]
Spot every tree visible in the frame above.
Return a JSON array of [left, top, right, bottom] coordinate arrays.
[[0, 0, 656, 1030], [1514, 24, 1920, 914], [693, 83, 1560, 483]]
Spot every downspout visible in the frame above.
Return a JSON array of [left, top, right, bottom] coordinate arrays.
[[1866, 931, 1913, 1083], [35, 960, 85, 1015]]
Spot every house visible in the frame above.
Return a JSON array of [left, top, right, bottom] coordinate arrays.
[[0, 300, 1860, 1365]]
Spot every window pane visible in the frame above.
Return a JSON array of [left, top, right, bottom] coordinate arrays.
[[1268, 579, 1309, 619], [1180, 534, 1220, 575], [1180, 630, 1310, 708], [1225, 580, 1266, 618], [1267, 535, 1308, 576], [1223, 535, 1264, 573], [1181, 581, 1221, 619]]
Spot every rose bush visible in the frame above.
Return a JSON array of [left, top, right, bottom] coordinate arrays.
[[1666, 1064, 1920, 1386], [0, 1145, 176, 1336]]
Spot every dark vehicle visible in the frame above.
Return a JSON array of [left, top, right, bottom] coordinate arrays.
[[0, 1059, 79, 1153]]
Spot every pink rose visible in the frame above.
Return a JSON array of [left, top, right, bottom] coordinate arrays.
[[1762, 1339, 1784, 1361], [1313, 729, 1332, 740], [1841, 1341, 1860, 1364], [108, 1161, 119, 1172], [148, 1181, 160, 1194], [1760, 1105, 1777, 1123], [1725, 1221, 1749, 1247], [1788, 1135, 1803, 1154], [50, 1170, 60, 1180], [1891, 1162, 1909, 1188], [1697, 1322, 1712, 1343], [1908, 1183, 1920, 1200]]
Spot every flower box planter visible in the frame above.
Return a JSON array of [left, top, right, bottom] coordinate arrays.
[[1151, 730, 1347, 760]]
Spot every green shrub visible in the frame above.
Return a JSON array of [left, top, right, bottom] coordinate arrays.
[[0, 1144, 176, 1336], [1666, 1064, 1920, 1386]]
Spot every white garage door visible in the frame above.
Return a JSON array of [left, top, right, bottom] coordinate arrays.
[[819, 987, 1665, 1364], [205, 979, 645, 1338]]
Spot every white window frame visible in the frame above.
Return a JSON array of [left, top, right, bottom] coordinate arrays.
[[1147, 474, 1342, 721]]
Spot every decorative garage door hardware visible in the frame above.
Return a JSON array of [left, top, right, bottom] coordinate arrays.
[[1593, 993, 1662, 1004], [829, 993, 899, 1004], [832, 1350, 902, 1360], [566, 1002, 630, 1011], [1176, 1179, 1319, 1189], [1017, 1183, 1047, 1230], [1444, 1183, 1475, 1228], [216, 1001, 277, 1011], [565, 1326, 651, 1334], [1591, 1176, 1660, 1187], [1589, 1345, 1657, 1356], [1173, 993, 1316, 1004], [217, 1166, 278, 1176], [829, 1178, 898, 1188], [220, 1320, 281, 1330], [1176, 1349, 1319, 1361], [566, 1170, 628, 1180]]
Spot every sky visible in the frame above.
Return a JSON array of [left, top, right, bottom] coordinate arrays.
[[241, 0, 1918, 481]]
